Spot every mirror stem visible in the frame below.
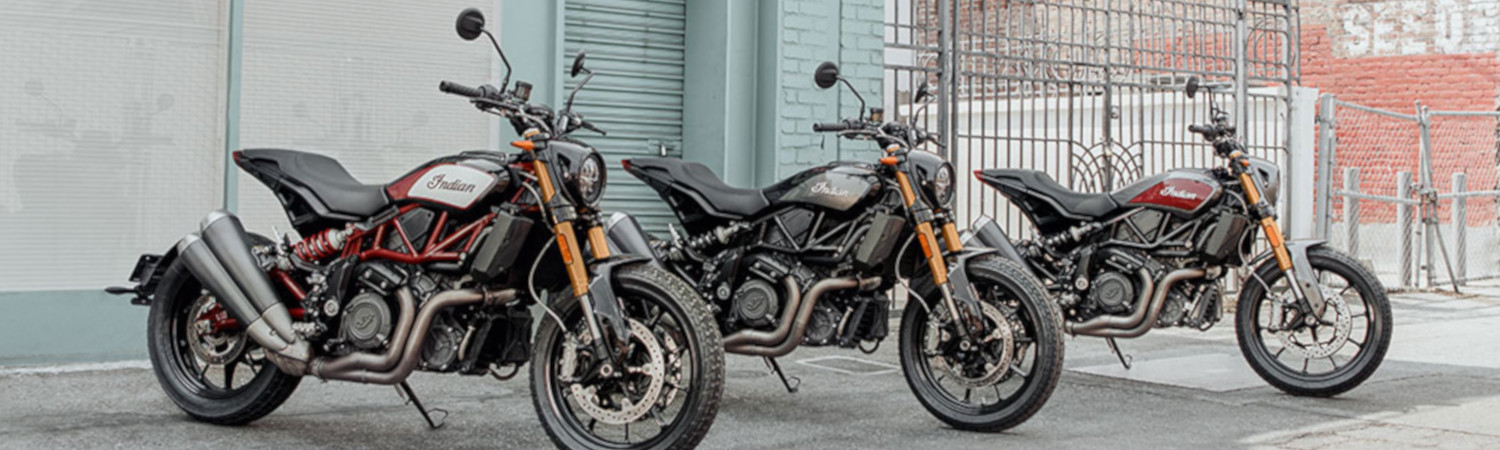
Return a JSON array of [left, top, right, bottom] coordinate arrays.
[[839, 78, 867, 121], [565, 70, 593, 112], [482, 30, 512, 92]]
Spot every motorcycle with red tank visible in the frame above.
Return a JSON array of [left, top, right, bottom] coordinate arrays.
[[967, 76, 1392, 396], [107, 9, 724, 449]]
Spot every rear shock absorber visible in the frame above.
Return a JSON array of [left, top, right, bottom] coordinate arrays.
[[293, 227, 351, 262]]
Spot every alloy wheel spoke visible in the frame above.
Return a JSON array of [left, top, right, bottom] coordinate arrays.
[[224, 360, 238, 389], [1010, 363, 1030, 379]]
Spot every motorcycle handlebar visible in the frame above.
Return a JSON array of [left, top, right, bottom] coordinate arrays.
[[439, 81, 487, 99], [813, 122, 853, 132], [1188, 124, 1215, 135]]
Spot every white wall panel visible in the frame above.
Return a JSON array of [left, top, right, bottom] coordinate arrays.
[[236, 1, 498, 237], [0, 1, 227, 291]]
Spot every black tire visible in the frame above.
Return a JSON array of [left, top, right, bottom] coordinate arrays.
[[531, 263, 724, 450], [1236, 247, 1392, 397], [901, 256, 1064, 432], [146, 258, 301, 425]]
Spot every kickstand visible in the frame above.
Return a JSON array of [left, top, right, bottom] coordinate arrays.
[[396, 381, 449, 429], [762, 357, 800, 394], [1105, 337, 1133, 370]]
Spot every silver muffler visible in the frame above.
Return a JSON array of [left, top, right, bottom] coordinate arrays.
[[176, 210, 311, 373]]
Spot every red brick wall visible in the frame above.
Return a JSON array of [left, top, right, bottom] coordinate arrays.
[[1301, 20, 1500, 225]]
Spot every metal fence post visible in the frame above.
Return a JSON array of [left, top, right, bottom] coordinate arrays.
[[1343, 167, 1359, 258], [1316, 94, 1337, 240], [1453, 172, 1467, 285], [1233, 0, 1249, 135], [1398, 171, 1413, 288], [937, 0, 953, 159], [1418, 104, 1435, 287]]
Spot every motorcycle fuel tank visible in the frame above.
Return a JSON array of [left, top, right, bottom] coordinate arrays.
[[386, 155, 511, 210], [767, 164, 880, 212], [1118, 170, 1222, 214]]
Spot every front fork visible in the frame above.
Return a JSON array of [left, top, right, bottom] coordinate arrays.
[[895, 171, 985, 340], [522, 141, 631, 372], [1233, 153, 1326, 319]]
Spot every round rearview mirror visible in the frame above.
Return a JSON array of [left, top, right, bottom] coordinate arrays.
[[571, 51, 587, 78], [1185, 76, 1200, 99], [814, 62, 841, 89], [914, 83, 933, 104], [456, 8, 486, 41]]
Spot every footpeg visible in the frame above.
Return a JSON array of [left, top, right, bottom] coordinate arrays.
[[763, 357, 800, 394], [396, 381, 449, 429]]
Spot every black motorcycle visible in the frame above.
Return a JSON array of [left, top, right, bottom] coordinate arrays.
[[606, 62, 1064, 431], [109, 9, 724, 449], [969, 77, 1391, 396]]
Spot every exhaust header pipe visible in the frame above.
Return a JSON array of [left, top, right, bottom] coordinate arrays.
[[176, 210, 310, 373], [725, 276, 881, 357]]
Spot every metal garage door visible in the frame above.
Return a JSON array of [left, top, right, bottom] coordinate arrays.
[[561, 0, 684, 234]]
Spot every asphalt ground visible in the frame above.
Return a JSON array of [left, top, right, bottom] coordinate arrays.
[[3, 289, 1500, 449]]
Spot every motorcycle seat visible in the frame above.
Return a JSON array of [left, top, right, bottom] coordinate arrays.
[[624, 157, 770, 218], [235, 149, 391, 218], [977, 168, 1118, 219]]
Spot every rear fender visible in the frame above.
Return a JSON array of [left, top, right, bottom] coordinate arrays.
[[105, 247, 179, 306]]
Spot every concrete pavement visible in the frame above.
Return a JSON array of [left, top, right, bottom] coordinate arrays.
[[3, 288, 1499, 449]]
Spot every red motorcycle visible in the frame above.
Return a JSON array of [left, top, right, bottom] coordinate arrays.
[[109, 9, 724, 449], [968, 77, 1391, 396]]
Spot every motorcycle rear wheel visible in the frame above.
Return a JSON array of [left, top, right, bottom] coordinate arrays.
[[146, 258, 301, 425]]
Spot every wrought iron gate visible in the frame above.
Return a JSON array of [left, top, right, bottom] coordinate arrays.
[[884, 0, 1300, 237]]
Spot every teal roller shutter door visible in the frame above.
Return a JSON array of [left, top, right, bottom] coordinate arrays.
[[561, 0, 684, 235]]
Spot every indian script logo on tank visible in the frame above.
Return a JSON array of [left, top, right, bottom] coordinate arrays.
[[1158, 185, 1199, 200], [405, 165, 497, 208], [810, 181, 852, 198], [1128, 176, 1217, 212], [425, 174, 478, 193]]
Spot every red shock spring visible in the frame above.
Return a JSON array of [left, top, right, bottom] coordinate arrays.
[[293, 228, 349, 261]]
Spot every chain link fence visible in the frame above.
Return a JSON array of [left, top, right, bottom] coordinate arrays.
[[1319, 97, 1500, 291]]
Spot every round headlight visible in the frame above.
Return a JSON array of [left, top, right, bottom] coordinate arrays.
[[574, 152, 606, 205], [926, 162, 955, 207]]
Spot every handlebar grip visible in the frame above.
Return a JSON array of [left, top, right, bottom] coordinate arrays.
[[1188, 124, 1213, 134], [439, 81, 485, 98], [813, 122, 852, 132]]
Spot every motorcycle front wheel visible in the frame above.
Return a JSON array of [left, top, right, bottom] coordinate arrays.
[[146, 258, 301, 425], [530, 262, 724, 450], [1236, 247, 1392, 397], [901, 256, 1064, 432]]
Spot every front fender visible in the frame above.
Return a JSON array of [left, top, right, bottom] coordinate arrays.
[[1248, 239, 1329, 312], [603, 212, 663, 268], [586, 255, 650, 343], [961, 216, 1032, 273]]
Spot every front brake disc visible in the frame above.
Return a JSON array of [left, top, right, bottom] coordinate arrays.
[[558, 319, 666, 425], [928, 301, 1014, 389]]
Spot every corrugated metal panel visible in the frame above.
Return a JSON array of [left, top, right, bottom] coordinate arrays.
[[562, 0, 685, 234]]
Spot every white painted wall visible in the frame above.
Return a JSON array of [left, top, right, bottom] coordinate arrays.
[[0, 1, 496, 291]]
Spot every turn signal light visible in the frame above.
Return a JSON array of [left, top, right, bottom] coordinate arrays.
[[511, 140, 536, 151]]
